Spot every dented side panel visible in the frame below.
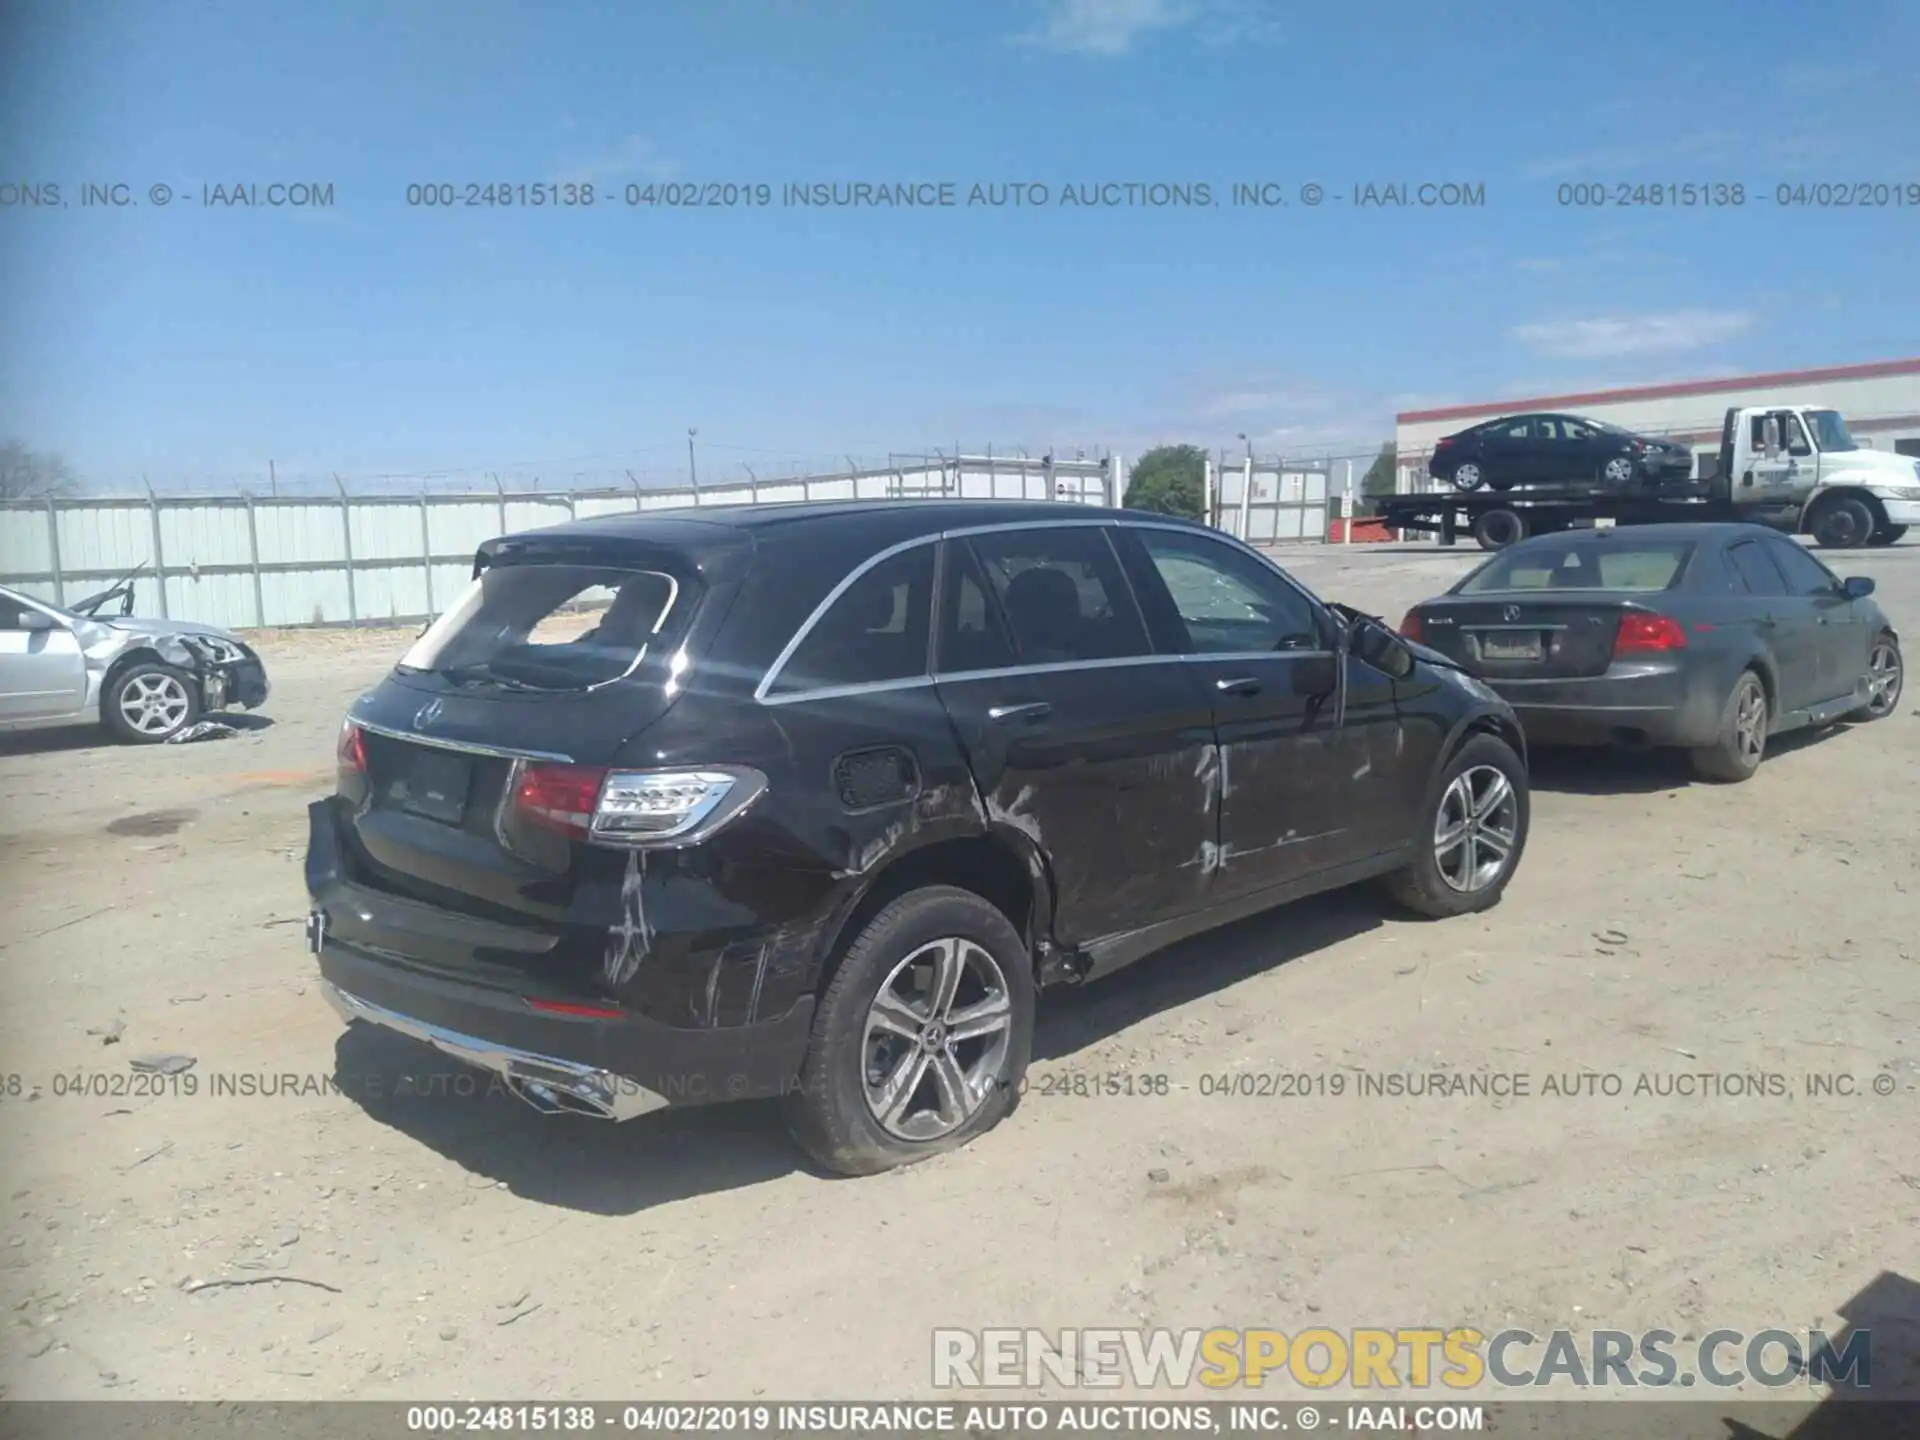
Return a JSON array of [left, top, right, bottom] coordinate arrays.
[[933, 662, 1216, 947]]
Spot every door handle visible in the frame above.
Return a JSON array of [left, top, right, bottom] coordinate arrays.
[[1215, 676, 1262, 697], [986, 701, 1051, 725]]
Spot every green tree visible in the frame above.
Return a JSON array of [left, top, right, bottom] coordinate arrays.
[[1358, 442, 1397, 514], [1122, 444, 1206, 520]]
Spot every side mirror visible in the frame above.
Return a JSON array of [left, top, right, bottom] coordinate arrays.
[[20, 610, 56, 632], [1348, 615, 1415, 679], [1842, 576, 1875, 600]]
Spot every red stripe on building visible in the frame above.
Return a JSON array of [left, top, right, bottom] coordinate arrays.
[[1396, 358, 1920, 426]]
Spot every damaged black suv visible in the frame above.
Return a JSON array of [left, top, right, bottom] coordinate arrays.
[[306, 500, 1529, 1174]]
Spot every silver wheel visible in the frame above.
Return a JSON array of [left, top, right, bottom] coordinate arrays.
[[862, 936, 1013, 1142], [1433, 764, 1520, 894], [1602, 456, 1636, 484], [1452, 462, 1483, 491], [1732, 679, 1768, 764], [117, 672, 192, 736], [1865, 638, 1903, 717]]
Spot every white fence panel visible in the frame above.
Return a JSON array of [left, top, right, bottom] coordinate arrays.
[[504, 498, 574, 533], [262, 567, 353, 627], [349, 501, 426, 562], [427, 501, 502, 558], [257, 501, 348, 565], [161, 570, 255, 629], [157, 502, 253, 572], [574, 495, 642, 520], [56, 504, 152, 575], [354, 564, 432, 624], [0, 507, 53, 575]]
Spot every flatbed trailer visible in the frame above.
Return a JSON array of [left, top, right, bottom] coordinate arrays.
[[1375, 486, 1799, 552]]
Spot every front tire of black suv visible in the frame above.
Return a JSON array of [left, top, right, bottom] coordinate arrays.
[[785, 885, 1034, 1177], [1383, 732, 1529, 919]]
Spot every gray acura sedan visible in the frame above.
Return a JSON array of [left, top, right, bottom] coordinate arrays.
[[1398, 522, 1902, 781]]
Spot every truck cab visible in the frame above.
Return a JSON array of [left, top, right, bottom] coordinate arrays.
[[1716, 405, 1920, 548]]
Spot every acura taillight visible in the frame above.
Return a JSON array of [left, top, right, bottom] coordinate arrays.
[[511, 763, 766, 846], [337, 719, 367, 774], [1398, 610, 1424, 642], [1612, 613, 1687, 655]]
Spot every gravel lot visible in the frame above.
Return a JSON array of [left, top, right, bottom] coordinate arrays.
[[2, 538, 1916, 1405]]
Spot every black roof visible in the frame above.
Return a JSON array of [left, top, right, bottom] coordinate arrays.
[[508, 498, 1191, 548]]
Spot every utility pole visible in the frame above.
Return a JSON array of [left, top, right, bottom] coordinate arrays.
[[269, 459, 277, 499], [687, 429, 699, 492]]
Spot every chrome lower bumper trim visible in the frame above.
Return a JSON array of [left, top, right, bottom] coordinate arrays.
[[322, 982, 669, 1123]]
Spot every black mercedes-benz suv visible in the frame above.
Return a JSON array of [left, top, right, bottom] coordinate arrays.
[[306, 500, 1530, 1174]]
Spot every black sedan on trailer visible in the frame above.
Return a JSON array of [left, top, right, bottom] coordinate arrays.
[[1398, 523, 1902, 782], [1428, 413, 1694, 494]]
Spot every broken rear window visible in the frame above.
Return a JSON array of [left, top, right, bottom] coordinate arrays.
[[398, 564, 681, 691]]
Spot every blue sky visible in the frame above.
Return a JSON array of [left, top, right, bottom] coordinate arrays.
[[1, 0, 1915, 493]]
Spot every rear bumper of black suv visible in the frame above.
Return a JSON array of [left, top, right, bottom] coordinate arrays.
[[306, 800, 817, 1119], [315, 943, 815, 1118]]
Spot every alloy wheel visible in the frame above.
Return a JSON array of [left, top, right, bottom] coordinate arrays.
[[1603, 457, 1635, 484], [1866, 640, 1903, 716], [862, 937, 1014, 1142], [1733, 680, 1768, 763], [118, 673, 191, 736], [1433, 765, 1520, 893], [1452, 462, 1483, 491]]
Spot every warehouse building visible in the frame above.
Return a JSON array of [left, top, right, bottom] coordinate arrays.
[[1394, 357, 1920, 487]]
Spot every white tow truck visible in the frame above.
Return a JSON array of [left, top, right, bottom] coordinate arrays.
[[1380, 403, 1920, 550]]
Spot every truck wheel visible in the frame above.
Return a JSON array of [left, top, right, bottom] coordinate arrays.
[[1869, 524, 1908, 547], [1851, 632, 1902, 721], [784, 885, 1034, 1176], [1689, 670, 1768, 783], [1382, 732, 1529, 919], [1809, 496, 1875, 549], [1472, 508, 1527, 551], [1450, 462, 1485, 492]]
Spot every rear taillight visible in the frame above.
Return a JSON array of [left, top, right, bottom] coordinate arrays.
[[1612, 613, 1687, 655], [1398, 610, 1424, 642], [514, 763, 608, 839], [510, 764, 768, 846], [337, 719, 367, 774], [1435, 436, 1455, 449]]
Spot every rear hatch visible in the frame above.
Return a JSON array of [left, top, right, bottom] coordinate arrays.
[[334, 543, 713, 923]]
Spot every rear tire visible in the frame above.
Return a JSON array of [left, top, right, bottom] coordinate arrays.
[[1383, 732, 1529, 919], [1690, 670, 1768, 782], [1851, 632, 1903, 721], [103, 660, 201, 744], [1472, 508, 1527, 551], [1809, 496, 1875, 549], [784, 885, 1034, 1177]]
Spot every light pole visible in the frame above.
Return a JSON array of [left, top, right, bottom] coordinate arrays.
[[687, 428, 699, 493]]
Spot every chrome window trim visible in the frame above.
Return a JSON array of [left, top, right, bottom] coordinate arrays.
[[352, 717, 576, 765], [751, 534, 940, 703], [754, 517, 1336, 705]]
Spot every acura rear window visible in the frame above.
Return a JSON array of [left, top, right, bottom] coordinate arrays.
[[398, 564, 681, 691], [1461, 541, 1693, 594]]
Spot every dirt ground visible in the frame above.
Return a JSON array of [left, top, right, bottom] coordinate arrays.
[[1, 539, 1916, 1404]]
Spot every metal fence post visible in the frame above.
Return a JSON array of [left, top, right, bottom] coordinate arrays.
[[243, 494, 267, 626], [419, 494, 435, 615], [144, 480, 169, 617], [45, 499, 64, 606], [493, 473, 508, 537], [1238, 454, 1254, 540], [335, 475, 358, 624]]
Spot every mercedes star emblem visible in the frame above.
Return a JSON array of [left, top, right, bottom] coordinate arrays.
[[413, 699, 443, 730]]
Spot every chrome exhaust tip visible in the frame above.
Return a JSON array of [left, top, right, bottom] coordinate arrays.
[[504, 1067, 618, 1121], [321, 983, 670, 1122]]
